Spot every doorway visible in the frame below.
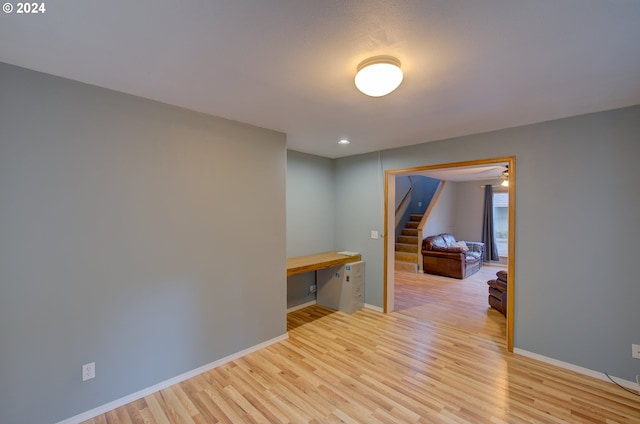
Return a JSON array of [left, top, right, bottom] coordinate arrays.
[[383, 157, 515, 351]]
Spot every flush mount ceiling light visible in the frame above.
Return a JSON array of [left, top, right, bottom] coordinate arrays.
[[355, 56, 403, 97], [338, 139, 350, 145]]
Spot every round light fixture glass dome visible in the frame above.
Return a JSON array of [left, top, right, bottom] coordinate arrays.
[[355, 56, 403, 97]]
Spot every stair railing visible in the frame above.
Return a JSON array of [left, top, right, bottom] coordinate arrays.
[[395, 186, 413, 229]]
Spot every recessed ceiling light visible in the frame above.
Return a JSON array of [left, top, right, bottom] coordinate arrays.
[[338, 139, 350, 145], [355, 55, 403, 97]]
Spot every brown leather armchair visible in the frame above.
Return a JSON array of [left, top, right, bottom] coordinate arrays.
[[487, 270, 507, 316], [421, 233, 484, 279]]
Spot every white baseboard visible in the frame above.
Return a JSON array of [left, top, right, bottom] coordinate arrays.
[[287, 300, 317, 313], [57, 333, 289, 424], [287, 301, 382, 314], [514, 348, 638, 391], [365, 303, 384, 312]]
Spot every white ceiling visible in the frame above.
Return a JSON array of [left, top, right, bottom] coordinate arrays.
[[1, 1, 639, 159], [414, 164, 508, 182]]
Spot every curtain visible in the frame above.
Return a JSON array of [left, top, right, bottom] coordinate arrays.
[[482, 185, 499, 262]]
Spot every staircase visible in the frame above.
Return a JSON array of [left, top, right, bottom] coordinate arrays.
[[395, 214, 422, 272]]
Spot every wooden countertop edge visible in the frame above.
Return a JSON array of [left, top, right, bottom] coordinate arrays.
[[287, 252, 362, 277]]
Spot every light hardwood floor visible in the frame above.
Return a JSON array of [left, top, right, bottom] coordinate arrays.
[[83, 267, 640, 423]]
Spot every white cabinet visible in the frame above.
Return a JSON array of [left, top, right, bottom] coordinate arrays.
[[317, 261, 364, 313]]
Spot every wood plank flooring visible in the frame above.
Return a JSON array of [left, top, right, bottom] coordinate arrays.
[[394, 265, 507, 344], [83, 268, 640, 423]]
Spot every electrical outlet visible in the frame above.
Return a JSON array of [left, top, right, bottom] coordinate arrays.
[[82, 362, 95, 381], [632, 344, 640, 359], [309, 284, 316, 294], [371, 230, 379, 239]]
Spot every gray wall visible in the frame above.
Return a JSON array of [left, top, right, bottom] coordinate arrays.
[[409, 176, 440, 215], [395, 175, 412, 208], [286, 150, 335, 308], [0, 63, 287, 424], [334, 154, 386, 306], [422, 181, 457, 238], [286, 150, 334, 257], [334, 105, 640, 382]]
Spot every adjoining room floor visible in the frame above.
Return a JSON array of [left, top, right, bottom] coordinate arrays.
[[395, 265, 507, 344]]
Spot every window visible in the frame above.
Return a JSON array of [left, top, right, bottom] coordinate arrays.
[[493, 190, 508, 257]]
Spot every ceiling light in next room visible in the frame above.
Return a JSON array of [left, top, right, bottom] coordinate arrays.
[[501, 166, 510, 187], [338, 139, 350, 145], [355, 56, 403, 97]]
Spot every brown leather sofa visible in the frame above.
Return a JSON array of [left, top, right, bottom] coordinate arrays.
[[487, 270, 507, 316], [421, 233, 484, 279]]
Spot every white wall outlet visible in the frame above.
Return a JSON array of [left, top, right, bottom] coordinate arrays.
[[309, 284, 316, 293], [370, 230, 379, 239], [632, 344, 640, 359], [82, 362, 95, 381]]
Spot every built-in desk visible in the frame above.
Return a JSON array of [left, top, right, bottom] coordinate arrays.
[[287, 251, 361, 277]]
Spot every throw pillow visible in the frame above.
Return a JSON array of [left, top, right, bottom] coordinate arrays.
[[451, 241, 469, 252]]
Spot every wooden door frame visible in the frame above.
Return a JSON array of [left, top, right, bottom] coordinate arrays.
[[383, 157, 515, 352]]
